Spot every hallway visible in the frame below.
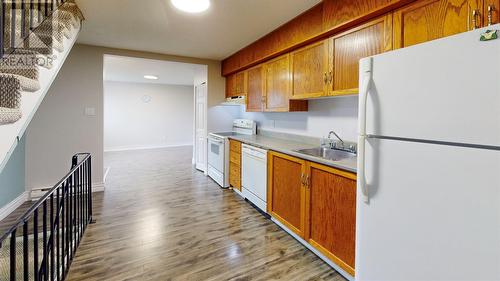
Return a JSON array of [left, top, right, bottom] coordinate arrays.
[[66, 146, 346, 281]]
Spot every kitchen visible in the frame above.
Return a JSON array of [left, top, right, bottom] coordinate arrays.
[[206, 0, 500, 280], [0, 0, 498, 280]]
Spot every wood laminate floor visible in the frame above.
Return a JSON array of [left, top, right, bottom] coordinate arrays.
[[58, 147, 347, 280]]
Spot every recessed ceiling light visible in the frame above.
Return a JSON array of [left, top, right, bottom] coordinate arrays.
[[171, 0, 210, 13], [144, 75, 159, 80]]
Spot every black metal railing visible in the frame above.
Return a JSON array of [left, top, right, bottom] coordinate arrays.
[[0, 0, 68, 58], [0, 153, 93, 281]]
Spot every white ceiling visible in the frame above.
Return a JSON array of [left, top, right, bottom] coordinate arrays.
[[75, 0, 321, 60], [103, 55, 206, 85]]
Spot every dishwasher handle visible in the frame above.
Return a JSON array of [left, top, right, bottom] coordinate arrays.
[[242, 145, 267, 159]]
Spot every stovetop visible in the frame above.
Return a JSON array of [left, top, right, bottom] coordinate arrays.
[[210, 132, 240, 138]]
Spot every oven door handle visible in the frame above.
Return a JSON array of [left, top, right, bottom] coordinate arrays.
[[209, 138, 224, 144]]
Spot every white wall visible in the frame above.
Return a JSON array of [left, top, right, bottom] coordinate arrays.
[[104, 82, 193, 151], [239, 96, 358, 141]]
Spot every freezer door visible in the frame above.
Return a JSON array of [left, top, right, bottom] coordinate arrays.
[[362, 24, 500, 147], [356, 138, 500, 280]]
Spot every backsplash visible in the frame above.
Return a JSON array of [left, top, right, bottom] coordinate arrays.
[[239, 96, 358, 142]]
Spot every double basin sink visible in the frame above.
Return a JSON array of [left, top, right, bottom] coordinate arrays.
[[294, 147, 356, 162]]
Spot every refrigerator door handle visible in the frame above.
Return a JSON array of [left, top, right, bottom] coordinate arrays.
[[358, 58, 373, 203]]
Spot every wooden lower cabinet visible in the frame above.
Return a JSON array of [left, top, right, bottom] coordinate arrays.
[[268, 151, 357, 275], [229, 140, 242, 191], [267, 151, 307, 237], [485, 0, 499, 25], [305, 162, 357, 276]]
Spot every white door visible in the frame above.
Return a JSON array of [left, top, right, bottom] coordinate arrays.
[[194, 83, 207, 172]]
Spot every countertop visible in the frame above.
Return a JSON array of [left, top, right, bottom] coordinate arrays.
[[228, 134, 357, 173]]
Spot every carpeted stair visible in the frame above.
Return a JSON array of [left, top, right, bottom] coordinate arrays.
[[0, 0, 84, 125]]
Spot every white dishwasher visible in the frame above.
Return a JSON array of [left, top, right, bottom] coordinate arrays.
[[241, 144, 267, 213]]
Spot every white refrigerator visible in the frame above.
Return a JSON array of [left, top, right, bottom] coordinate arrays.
[[356, 24, 500, 281]]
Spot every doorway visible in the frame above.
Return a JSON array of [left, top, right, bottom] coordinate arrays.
[[102, 55, 208, 176]]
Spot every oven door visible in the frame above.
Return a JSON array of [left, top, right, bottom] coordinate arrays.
[[207, 136, 224, 172]]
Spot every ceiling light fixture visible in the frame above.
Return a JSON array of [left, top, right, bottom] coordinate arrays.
[[144, 75, 159, 80], [171, 0, 210, 13]]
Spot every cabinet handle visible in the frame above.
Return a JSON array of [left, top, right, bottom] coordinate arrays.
[[323, 72, 328, 84], [328, 70, 333, 84], [488, 5, 494, 25], [300, 173, 305, 185], [305, 174, 310, 188], [472, 9, 480, 29]]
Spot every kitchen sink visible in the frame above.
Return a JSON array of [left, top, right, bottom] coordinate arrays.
[[294, 147, 356, 161]]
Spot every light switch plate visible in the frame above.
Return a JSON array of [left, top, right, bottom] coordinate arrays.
[[84, 107, 96, 116]]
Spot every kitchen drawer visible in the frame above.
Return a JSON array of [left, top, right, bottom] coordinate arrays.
[[230, 140, 241, 153], [230, 151, 241, 165], [229, 162, 241, 190]]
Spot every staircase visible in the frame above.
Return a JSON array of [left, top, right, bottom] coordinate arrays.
[[0, 0, 83, 174], [0, 153, 93, 281]]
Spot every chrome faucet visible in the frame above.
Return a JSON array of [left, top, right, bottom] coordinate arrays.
[[328, 130, 345, 148]]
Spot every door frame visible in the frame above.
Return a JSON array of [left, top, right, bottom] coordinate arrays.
[[193, 82, 208, 174]]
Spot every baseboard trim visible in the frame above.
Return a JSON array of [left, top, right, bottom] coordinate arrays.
[[0, 191, 30, 221], [92, 182, 105, 192], [104, 144, 192, 152]]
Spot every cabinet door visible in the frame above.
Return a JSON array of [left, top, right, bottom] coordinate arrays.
[[264, 54, 291, 112], [323, 0, 391, 30], [229, 161, 241, 191], [235, 71, 247, 96], [229, 140, 241, 191], [246, 65, 264, 112], [330, 15, 392, 94], [485, 0, 499, 25], [268, 151, 307, 237], [393, 0, 483, 49], [305, 162, 357, 276], [290, 40, 330, 99], [225, 74, 236, 98]]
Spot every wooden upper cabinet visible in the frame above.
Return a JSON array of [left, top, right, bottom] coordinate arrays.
[[305, 162, 357, 276], [393, 0, 484, 49], [225, 71, 247, 98], [264, 55, 291, 111], [485, 0, 499, 25], [268, 151, 307, 238], [323, 0, 392, 30], [246, 65, 264, 112], [329, 15, 393, 94], [290, 40, 330, 99], [264, 54, 308, 112]]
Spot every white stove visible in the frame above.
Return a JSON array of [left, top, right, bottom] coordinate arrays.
[[207, 119, 256, 188]]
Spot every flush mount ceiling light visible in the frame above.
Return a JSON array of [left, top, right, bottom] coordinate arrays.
[[171, 0, 210, 13], [144, 75, 159, 80]]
